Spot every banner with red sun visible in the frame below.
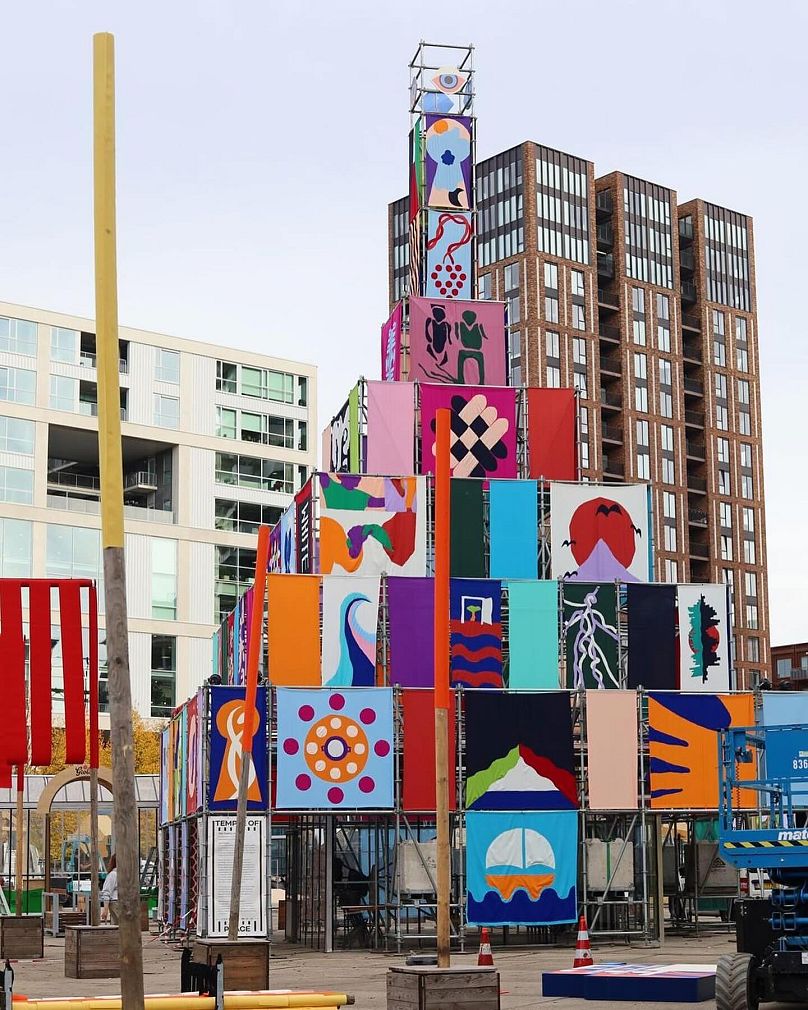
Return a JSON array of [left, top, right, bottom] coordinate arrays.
[[275, 688, 394, 810], [549, 483, 651, 583]]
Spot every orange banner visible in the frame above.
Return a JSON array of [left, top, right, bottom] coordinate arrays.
[[267, 575, 321, 686], [649, 693, 755, 809]]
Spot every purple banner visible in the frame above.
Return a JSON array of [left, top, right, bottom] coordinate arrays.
[[388, 577, 434, 688], [381, 302, 403, 382]]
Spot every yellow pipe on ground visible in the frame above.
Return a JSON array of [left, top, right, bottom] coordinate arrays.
[[15, 993, 352, 1010]]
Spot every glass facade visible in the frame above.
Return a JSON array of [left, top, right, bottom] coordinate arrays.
[[704, 203, 751, 310], [0, 367, 36, 405], [0, 518, 31, 577], [477, 146, 524, 268], [151, 634, 176, 717], [0, 415, 34, 454], [535, 145, 590, 264], [623, 177, 673, 287], [151, 538, 177, 619], [216, 546, 257, 620], [0, 316, 37, 356]]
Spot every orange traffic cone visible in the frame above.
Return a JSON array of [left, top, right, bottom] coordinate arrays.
[[573, 914, 593, 967], [477, 926, 494, 966]]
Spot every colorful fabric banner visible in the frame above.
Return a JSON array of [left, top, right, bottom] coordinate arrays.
[[648, 692, 755, 809], [450, 578, 503, 688], [466, 810, 578, 926], [761, 694, 808, 804], [365, 381, 415, 474], [408, 296, 506, 386], [236, 588, 251, 686], [319, 474, 427, 577], [507, 581, 559, 689], [551, 482, 651, 583], [279, 503, 297, 574], [209, 685, 268, 811], [450, 479, 485, 578], [465, 692, 577, 810], [276, 687, 394, 809], [401, 689, 457, 811], [420, 384, 518, 479], [348, 383, 361, 473], [59, 582, 87, 764], [425, 210, 473, 299], [160, 727, 170, 825], [171, 713, 184, 821], [321, 576, 380, 687], [29, 581, 53, 766], [586, 691, 638, 810], [626, 584, 677, 690], [186, 692, 202, 814], [267, 574, 321, 686], [563, 582, 620, 689], [329, 397, 351, 472], [490, 480, 538, 579], [528, 388, 576, 481], [381, 302, 404, 381], [321, 425, 331, 473], [296, 479, 314, 574], [424, 115, 472, 210], [677, 584, 730, 692], [387, 577, 435, 688], [268, 522, 282, 574]]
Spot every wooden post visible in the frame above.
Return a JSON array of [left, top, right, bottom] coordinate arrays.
[[227, 526, 270, 941], [93, 31, 145, 1008], [433, 408, 451, 968], [89, 586, 101, 927], [14, 765, 24, 916]]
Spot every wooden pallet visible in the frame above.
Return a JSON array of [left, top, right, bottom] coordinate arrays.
[[64, 925, 120, 979]]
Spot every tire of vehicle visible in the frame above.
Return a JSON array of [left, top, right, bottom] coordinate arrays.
[[716, 953, 758, 1010]]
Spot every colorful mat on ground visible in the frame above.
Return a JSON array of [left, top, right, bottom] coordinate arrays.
[[541, 963, 717, 1002]]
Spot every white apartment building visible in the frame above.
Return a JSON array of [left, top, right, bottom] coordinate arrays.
[[0, 301, 316, 723]]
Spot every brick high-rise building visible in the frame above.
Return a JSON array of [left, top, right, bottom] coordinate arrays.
[[388, 141, 769, 689]]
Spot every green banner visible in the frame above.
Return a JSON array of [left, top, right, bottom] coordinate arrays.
[[450, 479, 485, 578], [348, 383, 360, 473], [562, 582, 620, 689]]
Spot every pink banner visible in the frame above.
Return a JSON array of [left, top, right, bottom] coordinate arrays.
[[586, 691, 638, 810], [381, 302, 403, 381], [409, 296, 507, 386], [419, 384, 517, 478], [366, 381, 415, 474]]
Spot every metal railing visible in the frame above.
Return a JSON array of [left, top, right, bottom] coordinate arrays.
[[46, 493, 174, 523], [687, 475, 707, 492], [684, 377, 703, 395], [124, 470, 157, 491], [47, 471, 101, 491], [598, 322, 621, 341], [679, 216, 694, 242], [600, 388, 623, 408], [683, 340, 703, 362], [77, 353, 128, 372], [688, 508, 708, 526], [596, 189, 613, 215], [597, 252, 615, 279], [686, 440, 706, 458], [684, 409, 704, 426], [598, 287, 619, 309], [602, 423, 624, 442], [680, 246, 695, 272], [600, 355, 621, 375], [681, 279, 697, 303], [78, 400, 99, 417]]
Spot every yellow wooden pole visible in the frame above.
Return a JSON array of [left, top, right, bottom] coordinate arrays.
[[93, 31, 144, 1008]]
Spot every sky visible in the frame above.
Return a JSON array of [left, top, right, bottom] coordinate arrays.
[[1, 0, 806, 645]]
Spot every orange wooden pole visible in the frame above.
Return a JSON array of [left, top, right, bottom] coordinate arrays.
[[433, 407, 451, 966]]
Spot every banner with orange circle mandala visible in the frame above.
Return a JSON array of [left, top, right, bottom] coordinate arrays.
[[275, 687, 394, 809]]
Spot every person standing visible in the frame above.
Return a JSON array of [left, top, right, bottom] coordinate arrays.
[[100, 853, 118, 924]]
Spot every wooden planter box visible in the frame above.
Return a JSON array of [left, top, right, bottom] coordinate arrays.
[[0, 915, 44, 959], [387, 966, 500, 1010], [65, 925, 120, 979], [192, 939, 270, 991]]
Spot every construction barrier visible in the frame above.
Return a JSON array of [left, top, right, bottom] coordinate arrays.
[[12, 992, 354, 1010]]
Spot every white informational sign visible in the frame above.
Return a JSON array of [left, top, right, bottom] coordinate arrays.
[[206, 814, 267, 938]]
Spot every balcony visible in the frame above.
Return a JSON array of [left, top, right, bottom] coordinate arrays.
[[598, 322, 621, 343], [602, 456, 624, 479], [602, 423, 623, 444], [680, 246, 695, 273], [600, 354, 621, 377], [598, 287, 619, 311], [78, 400, 98, 417], [597, 222, 614, 251], [597, 252, 614, 280], [78, 352, 129, 373], [679, 216, 694, 243], [686, 439, 706, 460], [600, 388, 623, 411], [684, 377, 704, 397], [682, 312, 702, 332], [690, 537, 710, 561], [46, 494, 174, 524], [596, 189, 613, 217], [683, 339, 703, 364], [124, 470, 158, 493], [777, 668, 808, 684], [684, 409, 704, 428], [47, 471, 101, 493], [687, 474, 707, 494], [681, 279, 697, 304], [688, 507, 708, 526]]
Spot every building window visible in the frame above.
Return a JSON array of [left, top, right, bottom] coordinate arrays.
[[573, 370, 588, 397], [715, 373, 727, 400], [662, 457, 675, 484], [664, 525, 677, 551], [216, 406, 237, 439], [740, 443, 752, 468], [746, 604, 759, 629], [572, 304, 586, 330], [633, 353, 647, 380], [507, 296, 521, 325], [571, 270, 584, 297], [741, 474, 754, 499], [545, 331, 560, 358], [0, 416, 34, 454], [544, 295, 559, 323], [717, 437, 730, 464], [663, 492, 676, 519], [632, 287, 645, 314], [636, 420, 649, 446], [151, 635, 176, 718], [659, 359, 672, 387], [51, 327, 78, 363], [216, 360, 238, 393], [546, 365, 561, 387], [633, 318, 646, 346], [478, 273, 493, 300], [742, 507, 755, 533], [718, 469, 731, 495], [0, 518, 31, 577], [242, 367, 296, 403], [737, 379, 750, 405], [156, 349, 180, 384], [656, 293, 670, 320], [505, 263, 520, 289], [743, 539, 756, 564], [736, 316, 748, 343], [50, 375, 77, 412], [216, 546, 257, 620], [746, 637, 760, 663], [713, 340, 726, 367], [739, 410, 751, 435], [664, 558, 678, 581], [214, 499, 283, 535], [736, 346, 748, 372], [0, 316, 37, 356], [636, 453, 650, 479], [154, 394, 180, 429], [660, 424, 673, 452], [719, 502, 732, 528], [721, 534, 734, 561], [0, 466, 33, 505], [573, 338, 587, 366], [0, 367, 36, 406], [635, 386, 648, 412], [151, 538, 177, 619], [46, 525, 102, 584], [214, 452, 295, 493], [659, 391, 673, 418], [723, 567, 735, 589], [716, 404, 729, 430]]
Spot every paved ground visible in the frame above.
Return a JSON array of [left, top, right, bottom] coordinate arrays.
[[8, 930, 766, 1008]]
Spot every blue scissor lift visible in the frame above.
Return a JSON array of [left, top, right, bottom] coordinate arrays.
[[717, 724, 808, 1009]]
